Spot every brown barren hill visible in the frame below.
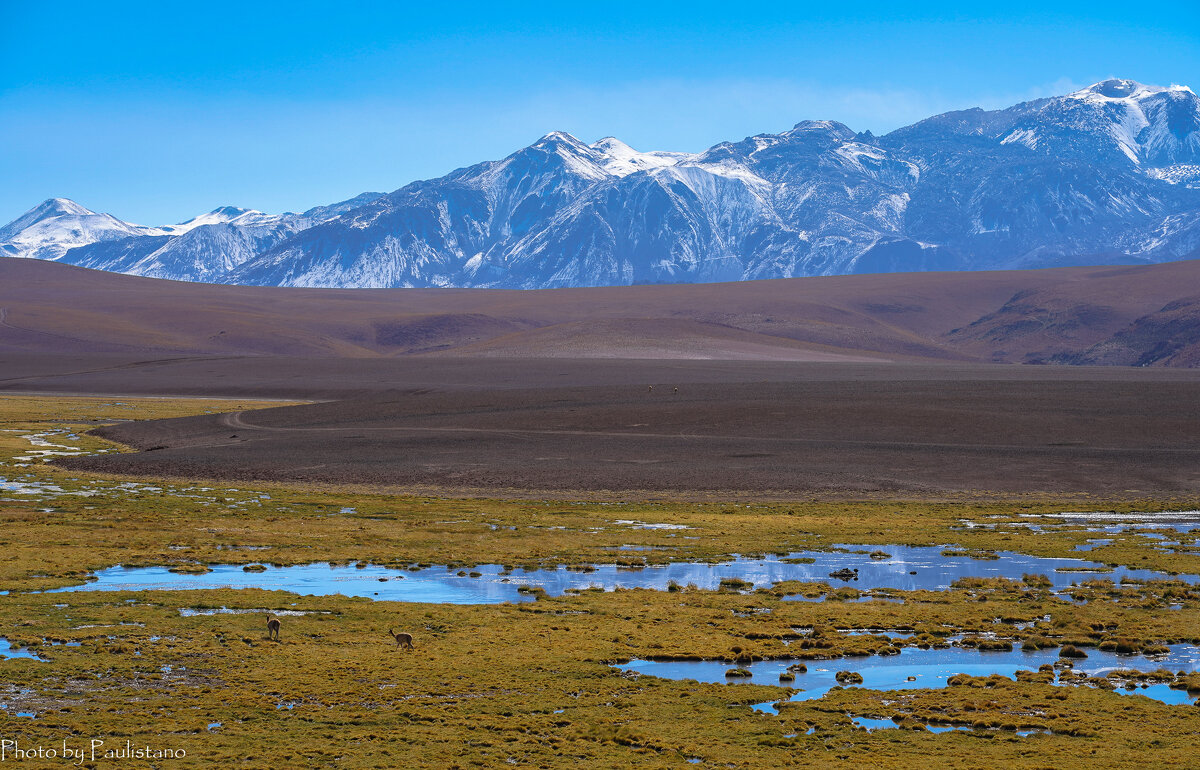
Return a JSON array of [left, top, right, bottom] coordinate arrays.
[[3, 256, 1200, 364]]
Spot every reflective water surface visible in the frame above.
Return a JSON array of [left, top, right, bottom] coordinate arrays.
[[48, 544, 1199, 604], [616, 644, 1200, 710], [0, 639, 43, 661]]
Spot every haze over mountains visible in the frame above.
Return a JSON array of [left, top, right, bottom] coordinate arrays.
[[4, 79, 1200, 289]]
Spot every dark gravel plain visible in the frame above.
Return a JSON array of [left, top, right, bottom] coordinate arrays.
[[55, 360, 1200, 498]]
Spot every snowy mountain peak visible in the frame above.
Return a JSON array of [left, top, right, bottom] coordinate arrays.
[[524, 130, 688, 181], [590, 136, 637, 155], [1074, 78, 1158, 100], [0, 198, 96, 241], [788, 119, 855, 136], [534, 131, 589, 149], [33, 197, 95, 218], [1067, 79, 1194, 105], [590, 137, 690, 176], [164, 206, 281, 234], [780, 121, 859, 149], [0, 198, 164, 261], [988, 78, 1200, 167], [213, 205, 252, 217], [515, 131, 613, 181]]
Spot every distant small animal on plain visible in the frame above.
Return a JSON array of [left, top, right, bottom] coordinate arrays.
[[389, 629, 414, 650], [266, 615, 281, 641], [648, 385, 654, 392]]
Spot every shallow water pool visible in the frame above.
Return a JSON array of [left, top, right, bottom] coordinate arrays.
[[47, 543, 1199, 604], [616, 644, 1200, 710], [0, 639, 44, 661]]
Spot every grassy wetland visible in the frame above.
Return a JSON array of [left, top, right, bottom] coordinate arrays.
[[0, 395, 1198, 767]]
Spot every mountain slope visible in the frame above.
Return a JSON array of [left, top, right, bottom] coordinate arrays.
[[883, 80, 1200, 270]]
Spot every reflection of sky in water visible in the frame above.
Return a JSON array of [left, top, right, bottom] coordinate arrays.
[[1, 478, 67, 495], [841, 629, 914, 638], [49, 543, 1199, 604], [0, 638, 43, 661], [52, 563, 536, 604], [1037, 512, 1200, 534], [617, 644, 1200, 710], [1073, 539, 1113, 551], [853, 716, 1047, 736]]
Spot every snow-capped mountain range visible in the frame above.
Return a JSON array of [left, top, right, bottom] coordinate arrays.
[[4, 79, 1200, 289]]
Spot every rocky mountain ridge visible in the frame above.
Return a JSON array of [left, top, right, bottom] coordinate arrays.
[[4, 79, 1198, 288]]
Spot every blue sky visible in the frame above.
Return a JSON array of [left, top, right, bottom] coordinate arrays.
[[3, 0, 1198, 225]]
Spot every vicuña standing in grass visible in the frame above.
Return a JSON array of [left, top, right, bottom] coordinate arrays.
[[389, 629, 414, 650], [266, 615, 281, 641]]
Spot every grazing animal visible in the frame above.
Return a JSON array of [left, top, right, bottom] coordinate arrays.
[[266, 615, 281, 641], [389, 629, 414, 650], [673, 387, 678, 395], [648, 385, 654, 393]]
